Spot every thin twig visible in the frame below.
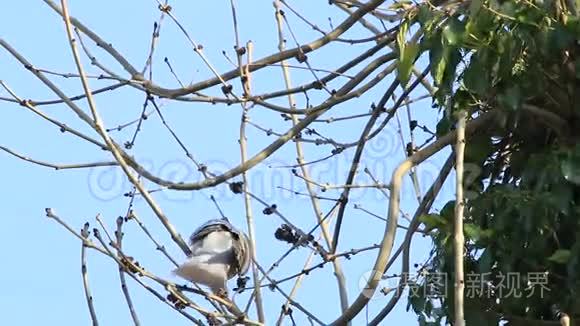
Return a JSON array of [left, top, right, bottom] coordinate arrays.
[[80, 222, 99, 326], [0, 145, 116, 170], [115, 217, 141, 326], [45, 209, 209, 325], [236, 35, 266, 322], [253, 260, 325, 326], [330, 112, 496, 325], [274, 1, 349, 318], [331, 67, 429, 254], [0, 80, 105, 149], [58, 0, 191, 255]]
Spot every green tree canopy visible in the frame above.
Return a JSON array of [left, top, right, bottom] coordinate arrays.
[[407, 0, 580, 324]]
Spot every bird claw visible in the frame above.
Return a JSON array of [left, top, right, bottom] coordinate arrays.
[[216, 287, 228, 298]]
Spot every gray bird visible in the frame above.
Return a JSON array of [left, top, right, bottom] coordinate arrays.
[[174, 218, 251, 294]]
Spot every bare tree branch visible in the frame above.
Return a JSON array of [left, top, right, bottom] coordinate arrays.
[[453, 109, 467, 326]]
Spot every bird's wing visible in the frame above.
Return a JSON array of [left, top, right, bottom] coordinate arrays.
[[231, 231, 251, 277]]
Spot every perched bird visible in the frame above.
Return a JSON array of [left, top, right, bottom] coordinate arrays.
[[174, 218, 251, 294]]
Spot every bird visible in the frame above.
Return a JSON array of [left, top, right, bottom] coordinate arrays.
[[174, 218, 251, 295]]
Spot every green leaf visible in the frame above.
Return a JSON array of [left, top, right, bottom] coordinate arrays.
[[464, 135, 493, 164], [463, 54, 489, 94], [547, 249, 571, 264], [429, 32, 446, 85], [397, 42, 420, 86], [397, 20, 409, 53], [436, 116, 451, 137], [560, 149, 580, 185], [565, 16, 580, 36], [442, 18, 466, 46], [498, 0, 516, 17], [417, 4, 434, 27], [464, 224, 483, 241], [548, 24, 574, 51], [443, 48, 462, 90], [420, 213, 447, 230], [440, 200, 456, 220], [418, 314, 427, 326], [425, 299, 433, 317], [465, 306, 500, 326], [430, 43, 461, 97], [469, 0, 482, 16], [497, 85, 521, 110], [539, 23, 575, 56], [515, 7, 543, 25], [550, 183, 572, 214], [478, 248, 493, 274], [396, 19, 420, 86], [497, 34, 515, 79], [408, 287, 426, 313]]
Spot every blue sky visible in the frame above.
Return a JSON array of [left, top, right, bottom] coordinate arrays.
[[0, 1, 454, 325]]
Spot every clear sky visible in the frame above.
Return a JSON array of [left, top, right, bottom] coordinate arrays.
[[0, 1, 454, 325]]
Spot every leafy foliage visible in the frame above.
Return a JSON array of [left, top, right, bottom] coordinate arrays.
[[405, 0, 580, 324]]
